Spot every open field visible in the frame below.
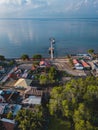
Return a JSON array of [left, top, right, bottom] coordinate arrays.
[[51, 58, 86, 76]]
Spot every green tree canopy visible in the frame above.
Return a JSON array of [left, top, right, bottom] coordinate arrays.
[[15, 107, 43, 130], [21, 54, 29, 60], [87, 49, 94, 54], [32, 54, 42, 60], [0, 55, 5, 61], [9, 60, 16, 66], [7, 112, 13, 119], [39, 66, 58, 85], [39, 73, 48, 85], [48, 66, 58, 83], [49, 77, 98, 130]]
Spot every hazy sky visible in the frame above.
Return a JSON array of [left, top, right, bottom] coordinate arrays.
[[0, 0, 98, 18]]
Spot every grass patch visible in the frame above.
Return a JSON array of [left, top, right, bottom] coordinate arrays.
[[48, 117, 71, 130]]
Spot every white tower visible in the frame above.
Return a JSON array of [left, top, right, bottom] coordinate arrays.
[[49, 38, 55, 60]]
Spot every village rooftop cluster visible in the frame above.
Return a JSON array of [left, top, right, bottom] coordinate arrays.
[[0, 51, 98, 129]]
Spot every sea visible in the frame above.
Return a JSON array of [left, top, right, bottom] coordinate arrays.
[[0, 18, 98, 58]]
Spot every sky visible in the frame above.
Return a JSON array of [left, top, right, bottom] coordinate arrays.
[[0, 0, 98, 18]]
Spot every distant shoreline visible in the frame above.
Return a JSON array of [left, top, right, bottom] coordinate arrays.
[[0, 53, 92, 60]]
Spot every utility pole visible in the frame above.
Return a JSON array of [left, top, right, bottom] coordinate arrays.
[[49, 38, 55, 60]]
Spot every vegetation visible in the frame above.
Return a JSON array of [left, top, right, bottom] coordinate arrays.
[[21, 54, 29, 60], [8, 60, 16, 66], [32, 54, 42, 60], [67, 55, 74, 67], [15, 106, 43, 130], [39, 73, 48, 85], [7, 112, 13, 119], [0, 55, 5, 61], [48, 66, 58, 82], [48, 117, 71, 130], [87, 49, 94, 54], [32, 54, 42, 66], [39, 66, 58, 85], [49, 76, 98, 130]]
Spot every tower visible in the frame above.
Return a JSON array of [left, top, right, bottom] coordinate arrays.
[[49, 38, 55, 60]]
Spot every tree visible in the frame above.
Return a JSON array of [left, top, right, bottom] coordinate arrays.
[[0, 55, 5, 61], [39, 73, 48, 85], [49, 86, 63, 116], [15, 107, 43, 130], [49, 77, 98, 130], [73, 103, 92, 130], [32, 54, 42, 66], [32, 54, 42, 60], [7, 112, 13, 119], [87, 49, 94, 54], [48, 66, 58, 83], [21, 54, 29, 60], [39, 67, 58, 85], [9, 60, 16, 66]]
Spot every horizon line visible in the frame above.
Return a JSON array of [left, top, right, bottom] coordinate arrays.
[[0, 17, 98, 19]]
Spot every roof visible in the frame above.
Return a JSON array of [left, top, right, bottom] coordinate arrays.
[[22, 96, 41, 105], [14, 78, 32, 88], [40, 60, 50, 67], [1, 118, 15, 124], [40, 61, 45, 65], [24, 87, 43, 96], [75, 66, 84, 70], [93, 63, 98, 69], [81, 60, 90, 67], [0, 95, 5, 103], [13, 104, 22, 116], [0, 90, 3, 95], [73, 59, 79, 64], [0, 104, 21, 116], [0, 103, 7, 115]]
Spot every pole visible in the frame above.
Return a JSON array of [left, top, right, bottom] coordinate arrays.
[[49, 38, 55, 60], [51, 41, 54, 60]]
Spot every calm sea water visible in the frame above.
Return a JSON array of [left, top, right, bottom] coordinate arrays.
[[0, 18, 98, 58]]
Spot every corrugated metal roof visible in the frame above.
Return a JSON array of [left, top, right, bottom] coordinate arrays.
[[22, 96, 41, 105], [81, 60, 90, 67], [14, 78, 32, 88]]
